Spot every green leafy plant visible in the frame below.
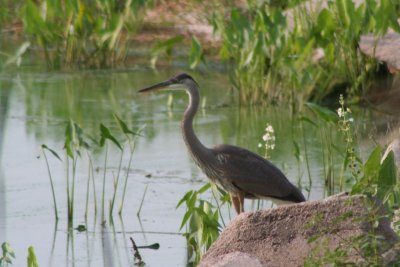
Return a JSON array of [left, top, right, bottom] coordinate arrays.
[[177, 183, 226, 266], [27, 246, 39, 267], [64, 120, 90, 225], [211, 0, 400, 105], [0, 242, 15, 266]]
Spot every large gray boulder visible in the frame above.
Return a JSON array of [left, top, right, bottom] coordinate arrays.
[[199, 193, 399, 267]]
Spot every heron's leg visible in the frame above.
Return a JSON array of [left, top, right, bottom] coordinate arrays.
[[230, 194, 241, 214], [238, 191, 245, 213]]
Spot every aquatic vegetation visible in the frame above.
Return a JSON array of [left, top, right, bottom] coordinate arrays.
[[64, 120, 91, 225], [40, 116, 143, 226], [352, 146, 399, 209], [177, 183, 226, 266], [20, 0, 147, 67], [114, 115, 145, 215], [337, 94, 361, 184], [0, 242, 15, 266], [211, 0, 400, 104], [41, 144, 61, 221], [27, 246, 39, 267], [150, 36, 184, 68]]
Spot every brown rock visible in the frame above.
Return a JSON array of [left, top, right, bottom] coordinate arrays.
[[199, 193, 399, 267]]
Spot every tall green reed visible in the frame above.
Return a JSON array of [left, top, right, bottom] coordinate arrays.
[[64, 120, 90, 225], [21, 0, 146, 68]]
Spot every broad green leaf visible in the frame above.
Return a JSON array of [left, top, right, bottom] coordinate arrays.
[[99, 124, 122, 150], [305, 102, 338, 123], [352, 145, 381, 194], [113, 114, 137, 136], [364, 145, 382, 178], [198, 183, 211, 194], [64, 122, 74, 159], [377, 151, 397, 200], [317, 9, 335, 37], [179, 211, 192, 230], [336, 0, 350, 27], [176, 190, 193, 208], [298, 116, 317, 127], [151, 36, 184, 67], [42, 144, 62, 161], [189, 36, 204, 69]]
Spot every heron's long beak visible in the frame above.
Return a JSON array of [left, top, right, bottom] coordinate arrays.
[[138, 79, 175, 93]]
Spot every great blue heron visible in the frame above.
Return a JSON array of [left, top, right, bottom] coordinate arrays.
[[138, 73, 305, 214]]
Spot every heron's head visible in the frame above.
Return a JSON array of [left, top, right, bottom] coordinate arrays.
[[138, 73, 198, 93]]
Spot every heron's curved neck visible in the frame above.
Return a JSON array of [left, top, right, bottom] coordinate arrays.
[[182, 84, 209, 158]]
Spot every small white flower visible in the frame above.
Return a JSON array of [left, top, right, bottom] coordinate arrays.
[[337, 108, 343, 118], [266, 125, 274, 133], [348, 117, 354, 122], [258, 143, 262, 148]]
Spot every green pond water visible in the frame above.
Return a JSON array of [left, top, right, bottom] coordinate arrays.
[[0, 66, 398, 266]]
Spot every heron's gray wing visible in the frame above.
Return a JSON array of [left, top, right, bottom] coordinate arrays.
[[213, 144, 304, 201]]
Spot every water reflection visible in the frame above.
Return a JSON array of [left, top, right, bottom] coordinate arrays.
[[0, 75, 12, 242], [0, 66, 399, 266]]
